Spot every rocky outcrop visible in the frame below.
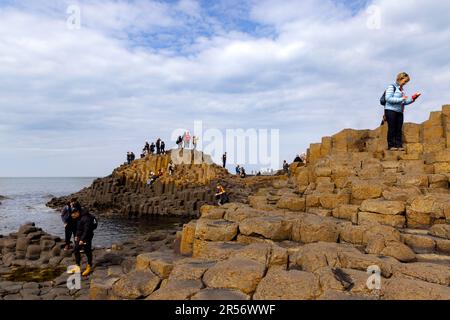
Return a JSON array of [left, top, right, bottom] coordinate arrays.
[[47, 149, 281, 218], [33, 105, 450, 300], [0, 223, 180, 300]]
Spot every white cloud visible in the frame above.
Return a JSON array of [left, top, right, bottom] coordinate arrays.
[[0, 0, 450, 176]]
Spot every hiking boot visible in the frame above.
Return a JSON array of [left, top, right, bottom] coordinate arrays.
[[397, 147, 405, 151], [67, 265, 80, 274], [82, 265, 92, 277], [389, 147, 398, 151]]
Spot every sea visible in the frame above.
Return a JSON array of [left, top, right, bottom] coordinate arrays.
[[0, 177, 188, 247]]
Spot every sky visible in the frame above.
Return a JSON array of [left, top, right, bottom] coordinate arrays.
[[0, 0, 450, 177]]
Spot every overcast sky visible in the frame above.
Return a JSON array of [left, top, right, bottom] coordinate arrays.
[[1, 0, 449, 177]]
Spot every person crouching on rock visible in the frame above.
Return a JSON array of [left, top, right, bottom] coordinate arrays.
[[72, 207, 97, 277], [215, 184, 229, 206]]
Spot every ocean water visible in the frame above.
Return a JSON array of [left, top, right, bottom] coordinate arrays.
[[0, 178, 188, 247]]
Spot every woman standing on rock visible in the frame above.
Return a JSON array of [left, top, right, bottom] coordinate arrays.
[[383, 72, 421, 151]]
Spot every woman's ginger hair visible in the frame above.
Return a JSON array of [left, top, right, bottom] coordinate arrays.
[[396, 72, 410, 83]]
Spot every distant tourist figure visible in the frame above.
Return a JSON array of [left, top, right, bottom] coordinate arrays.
[[144, 141, 150, 153], [192, 136, 198, 150], [161, 140, 165, 154], [222, 152, 227, 168], [294, 154, 303, 163], [150, 142, 156, 154], [126, 152, 131, 165], [240, 167, 246, 178], [156, 138, 161, 154], [283, 160, 289, 174], [72, 205, 97, 277], [235, 165, 240, 175], [130, 152, 136, 162], [176, 135, 183, 149], [382, 72, 421, 151], [215, 184, 229, 206], [140, 152, 145, 158], [183, 131, 191, 149], [168, 161, 175, 176], [147, 171, 157, 186]]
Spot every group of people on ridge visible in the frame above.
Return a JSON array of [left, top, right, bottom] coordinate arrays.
[[176, 131, 199, 150], [61, 199, 98, 277], [141, 138, 166, 158]]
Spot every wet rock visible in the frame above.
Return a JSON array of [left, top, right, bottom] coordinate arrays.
[[94, 252, 124, 267], [25, 245, 41, 260], [17, 224, 37, 235]]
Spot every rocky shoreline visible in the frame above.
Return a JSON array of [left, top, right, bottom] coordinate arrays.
[[3, 105, 449, 300], [0, 223, 180, 300]]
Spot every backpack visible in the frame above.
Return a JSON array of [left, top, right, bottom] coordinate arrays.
[[380, 84, 396, 106], [89, 213, 98, 231]]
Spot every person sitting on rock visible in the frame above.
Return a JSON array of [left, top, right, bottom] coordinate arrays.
[[215, 184, 229, 206], [168, 161, 175, 176], [150, 142, 156, 154], [72, 206, 97, 277]]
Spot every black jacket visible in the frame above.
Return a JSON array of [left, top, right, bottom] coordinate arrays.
[[76, 210, 94, 242]]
